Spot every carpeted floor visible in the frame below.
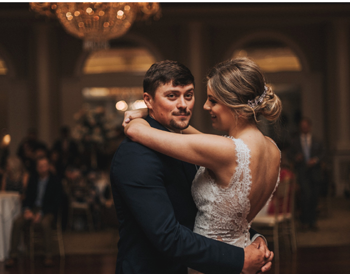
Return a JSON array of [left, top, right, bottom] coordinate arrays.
[[63, 229, 119, 255], [296, 196, 350, 247], [61, 197, 350, 255]]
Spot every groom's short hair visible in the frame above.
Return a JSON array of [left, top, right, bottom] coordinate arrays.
[[143, 60, 195, 97]]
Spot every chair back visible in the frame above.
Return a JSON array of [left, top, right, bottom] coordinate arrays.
[[274, 177, 293, 221]]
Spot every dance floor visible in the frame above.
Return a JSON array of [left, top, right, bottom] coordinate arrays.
[[1, 197, 349, 274], [1, 245, 350, 274]]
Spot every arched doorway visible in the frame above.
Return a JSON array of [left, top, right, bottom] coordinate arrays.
[[0, 56, 9, 168], [0, 56, 8, 135], [0, 45, 30, 156], [60, 39, 159, 169], [232, 39, 303, 149], [80, 46, 157, 123], [61, 38, 160, 127], [228, 32, 323, 150]]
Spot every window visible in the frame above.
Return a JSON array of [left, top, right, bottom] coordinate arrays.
[[232, 41, 302, 73], [83, 47, 156, 74]]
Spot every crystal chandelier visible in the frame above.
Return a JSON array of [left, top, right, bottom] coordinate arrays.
[[30, 2, 161, 50]]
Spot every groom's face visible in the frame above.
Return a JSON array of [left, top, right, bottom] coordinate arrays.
[[144, 81, 195, 133]]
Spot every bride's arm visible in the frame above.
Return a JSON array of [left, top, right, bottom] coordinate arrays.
[[182, 125, 202, 134], [122, 108, 148, 127], [124, 118, 235, 170], [122, 108, 203, 134]]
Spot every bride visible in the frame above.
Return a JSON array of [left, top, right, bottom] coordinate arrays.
[[124, 57, 282, 273]]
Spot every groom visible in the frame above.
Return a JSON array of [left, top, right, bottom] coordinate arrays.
[[110, 60, 273, 274]]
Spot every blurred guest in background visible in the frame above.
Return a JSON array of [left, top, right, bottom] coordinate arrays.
[[1, 156, 29, 199], [289, 117, 325, 231], [63, 166, 97, 231], [51, 126, 79, 179], [5, 157, 62, 268], [88, 169, 115, 229], [16, 128, 48, 174]]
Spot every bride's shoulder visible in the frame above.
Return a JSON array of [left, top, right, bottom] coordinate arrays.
[[240, 133, 280, 162], [238, 130, 265, 151], [264, 136, 280, 155], [262, 136, 281, 168]]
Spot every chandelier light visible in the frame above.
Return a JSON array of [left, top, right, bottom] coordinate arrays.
[[30, 2, 161, 50]]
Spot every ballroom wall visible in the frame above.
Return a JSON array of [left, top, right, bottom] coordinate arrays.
[[0, 3, 349, 195]]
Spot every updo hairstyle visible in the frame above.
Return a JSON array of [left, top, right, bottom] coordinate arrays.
[[206, 57, 282, 123]]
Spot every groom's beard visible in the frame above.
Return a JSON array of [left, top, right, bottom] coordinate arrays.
[[170, 110, 191, 130]]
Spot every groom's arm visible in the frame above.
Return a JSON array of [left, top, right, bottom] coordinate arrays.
[[112, 142, 269, 274], [250, 228, 268, 245]]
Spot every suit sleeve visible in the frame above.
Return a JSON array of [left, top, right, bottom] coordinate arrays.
[[249, 227, 257, 238], [43, 176, 62, 216], [111, 142, 244, 274], [22, 176, 35, 210]]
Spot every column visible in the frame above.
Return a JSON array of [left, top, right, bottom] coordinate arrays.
[[333, 19, 350, 196], [35, 24, 52, 145], [188, 22, 206, 131], [335, 19, 350, 151]]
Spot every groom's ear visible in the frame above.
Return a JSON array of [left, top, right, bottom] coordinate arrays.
[[143, 92, 153, 110]]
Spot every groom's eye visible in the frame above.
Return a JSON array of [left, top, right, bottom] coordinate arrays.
[[185, 93, 193, 99], [167, 93, 176, 99]]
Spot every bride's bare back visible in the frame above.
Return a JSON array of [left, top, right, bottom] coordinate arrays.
[[244, 133, 280, 222]]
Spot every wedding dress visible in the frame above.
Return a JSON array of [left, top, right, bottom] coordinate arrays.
[[191, 136, 280, 249]]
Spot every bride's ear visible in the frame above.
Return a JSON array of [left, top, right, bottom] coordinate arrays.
[[143, 93, 153, 110]]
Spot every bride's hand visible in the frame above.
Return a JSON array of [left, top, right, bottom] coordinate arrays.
[[242, 238, 274, 274], [122, 108, 148, 128], [242, 244, 266, 274], [252, 237, 274, 273], [124, 118, 150, 141]]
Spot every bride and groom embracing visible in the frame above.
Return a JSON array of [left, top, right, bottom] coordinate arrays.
[[110, 58, 282, 274]]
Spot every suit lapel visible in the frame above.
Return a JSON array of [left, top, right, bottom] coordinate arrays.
[[182, 161, 198, 186], [145, 115, 197, 185], [145, 115, 169, 132]]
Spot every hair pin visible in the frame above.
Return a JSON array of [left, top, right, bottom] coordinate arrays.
[[247, 86, 268, 108]]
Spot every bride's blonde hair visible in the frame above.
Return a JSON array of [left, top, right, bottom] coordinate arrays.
[[207, 57, 282, 123]]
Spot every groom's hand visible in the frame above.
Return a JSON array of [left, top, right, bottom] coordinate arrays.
[[252, 237, 274, 272], [241, 239, 274, 274]]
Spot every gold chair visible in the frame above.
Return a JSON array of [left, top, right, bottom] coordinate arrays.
[[68, 200, 94, 231], [63, 178, 95, 232], [252, 176, 297, 260], [29, 211, 65, 261]]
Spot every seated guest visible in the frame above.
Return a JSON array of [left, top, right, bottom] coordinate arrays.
[[1, 156, 29, 200], [5, 157, 62, 267]]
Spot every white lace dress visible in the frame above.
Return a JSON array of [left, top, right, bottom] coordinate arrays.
[[191, 136, 280, 249]]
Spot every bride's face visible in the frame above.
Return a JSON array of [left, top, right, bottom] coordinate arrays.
[[203, 87, 234, 132]]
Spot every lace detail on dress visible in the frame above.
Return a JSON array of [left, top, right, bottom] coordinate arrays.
[[191, 137, 253, 248], [191, 136, 281, 248]]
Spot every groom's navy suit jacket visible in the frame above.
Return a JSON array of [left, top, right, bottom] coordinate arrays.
[[110, 116, 248, 274]]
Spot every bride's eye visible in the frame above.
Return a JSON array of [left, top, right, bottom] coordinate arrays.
[[209, 99, 217, 104]]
